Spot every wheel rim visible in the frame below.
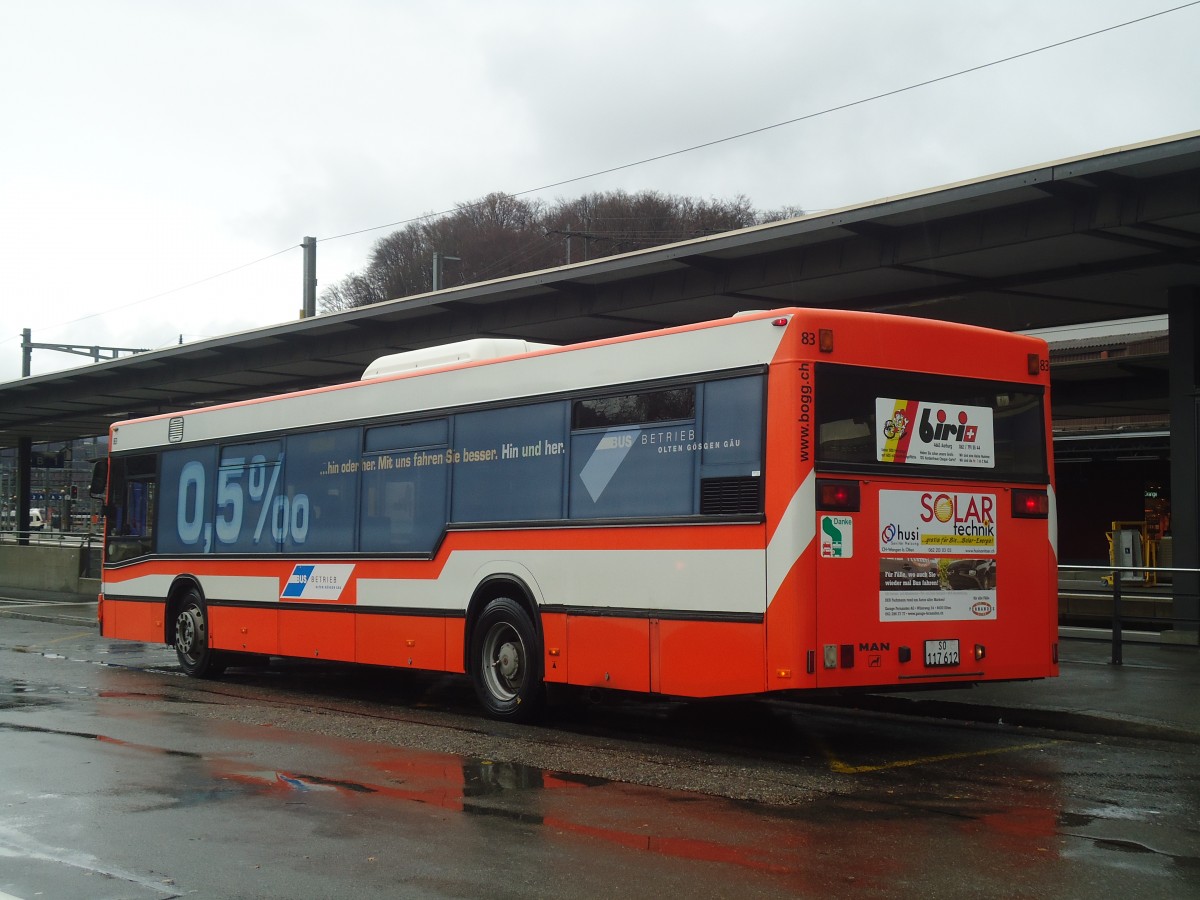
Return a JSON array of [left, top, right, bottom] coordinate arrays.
[[481, 621, 524, 702], [176, 604, 205, 666]]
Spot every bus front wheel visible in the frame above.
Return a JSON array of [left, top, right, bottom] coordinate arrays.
[[174, 591, 226, 679], [470, 597, 545, 722]]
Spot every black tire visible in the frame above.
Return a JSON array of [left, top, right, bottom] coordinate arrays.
[[173, 590, 226, 678], [469, 597, 545, 722]]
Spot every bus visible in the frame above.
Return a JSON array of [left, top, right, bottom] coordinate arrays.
[[93, 308, 1058, 720]]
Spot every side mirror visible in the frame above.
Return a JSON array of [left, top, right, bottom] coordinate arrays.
[[89, 459, 109, 499]]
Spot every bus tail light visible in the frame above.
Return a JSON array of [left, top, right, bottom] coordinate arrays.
[[1011, 489, 1049, 518], [819, 329, 834, 353], [817, 479, 860, 512]]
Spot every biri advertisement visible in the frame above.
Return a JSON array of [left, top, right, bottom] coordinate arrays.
[[875, 398, 995, 468]]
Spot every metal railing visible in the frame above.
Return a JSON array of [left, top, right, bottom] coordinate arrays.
[[1058, 564, 1199, 665], [0, 528, 98, 548]]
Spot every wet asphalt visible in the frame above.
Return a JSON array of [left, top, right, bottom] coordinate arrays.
[[1, 587, 1197, 746], [2, 606, 1199, 899]]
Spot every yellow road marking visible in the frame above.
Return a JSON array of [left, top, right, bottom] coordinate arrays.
[[822, 739, 1057, 774], [44, 631, 92, 646]]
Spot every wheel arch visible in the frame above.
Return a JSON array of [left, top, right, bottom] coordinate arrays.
[[463, 574, 541, 678], [164, 574, 205, 645]]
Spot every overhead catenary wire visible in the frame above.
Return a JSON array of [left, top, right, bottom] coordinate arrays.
[[317, 1, 1200, 244], [0, 244, 300, 348]]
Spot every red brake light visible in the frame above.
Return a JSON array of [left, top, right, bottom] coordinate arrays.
[[1012, 488, 1049, 518], [817, 479, 860, 512]]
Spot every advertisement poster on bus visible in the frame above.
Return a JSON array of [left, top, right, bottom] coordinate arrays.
[[879, 557, 997, 621], [875, 398, 995, 468], [878, 489, 997, 556], [879, 488, 998, 621]]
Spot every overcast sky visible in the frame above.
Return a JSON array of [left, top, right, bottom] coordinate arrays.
[[2, 0, 1197, 380]]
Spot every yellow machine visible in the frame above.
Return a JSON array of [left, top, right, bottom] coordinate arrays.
[[1102, 520, 1157, 586]]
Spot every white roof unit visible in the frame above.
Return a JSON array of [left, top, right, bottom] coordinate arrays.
[[362, 339, 555, 380]]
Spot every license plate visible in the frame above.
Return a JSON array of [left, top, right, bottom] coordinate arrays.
[[924, 639, 960, 667]]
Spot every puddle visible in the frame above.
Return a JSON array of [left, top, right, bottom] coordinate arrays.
[[98, 642, 155, 656], [462, 759, 547, 796], [98, 691, 175, 702], [1059, 811, 1093, 828], [0, 677, 96, 708], [1093, 838, 1156, 854]]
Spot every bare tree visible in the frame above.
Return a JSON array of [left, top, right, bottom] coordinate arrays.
[[318, 190, 802, 313], [758, 203, 807, 223], [319, 273, 385, 312]]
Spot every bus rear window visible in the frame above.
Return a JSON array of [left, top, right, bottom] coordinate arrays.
[[814, 364, 1047, 482]]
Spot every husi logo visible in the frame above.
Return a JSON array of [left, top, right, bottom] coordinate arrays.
[[880, 523, 919, 544]]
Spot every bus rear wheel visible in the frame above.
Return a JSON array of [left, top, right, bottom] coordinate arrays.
[[470, 597, 545, 722], [174, 590, 226, 679]]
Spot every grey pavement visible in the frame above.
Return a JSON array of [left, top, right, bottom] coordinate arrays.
[[853, 637, 1200, 745], [2, 588, 1197, 745], [0, 587, 99, 627]]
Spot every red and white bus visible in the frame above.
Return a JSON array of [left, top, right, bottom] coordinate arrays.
[[94, 308, 1058, 720]]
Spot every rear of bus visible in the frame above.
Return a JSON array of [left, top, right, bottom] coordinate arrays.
[[802, 313, 1058, 690]]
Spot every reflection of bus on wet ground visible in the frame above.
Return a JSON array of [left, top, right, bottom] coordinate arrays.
[[93, 308, 1058, 720]]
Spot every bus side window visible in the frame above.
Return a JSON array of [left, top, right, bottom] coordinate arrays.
[[361, 419, 450, 553], [568, 388, 696, 520], [697, 375, 765, 516], [451, 403, 567, 524], [282, 428, 360, 554]]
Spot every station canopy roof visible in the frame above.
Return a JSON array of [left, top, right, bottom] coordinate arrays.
[[2, 130, 1198, 451]]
